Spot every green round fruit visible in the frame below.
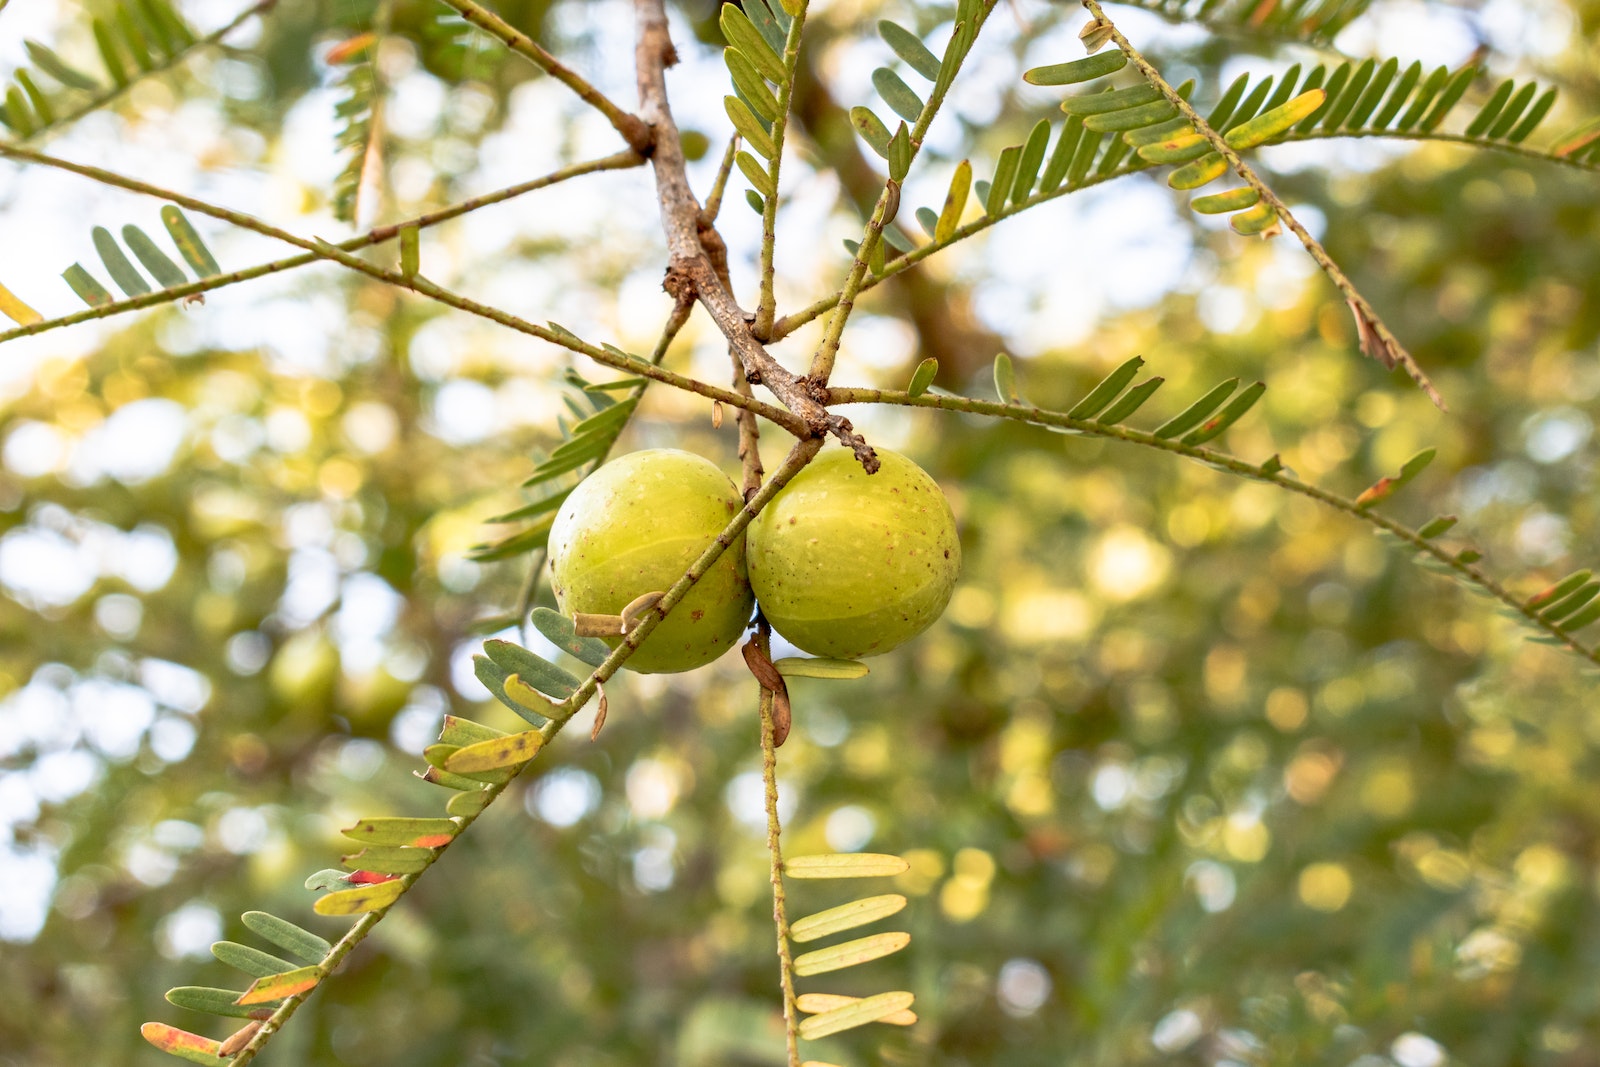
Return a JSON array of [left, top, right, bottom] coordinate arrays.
[[548, 449, 753, 674], [747, 446, 960, 659]]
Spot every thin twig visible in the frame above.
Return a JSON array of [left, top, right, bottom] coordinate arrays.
[[753, 4, 809, 340], [632, 0, 878, 470], [0, 148, 644, 344], [439, 0, 653, 153], [1080, 0, 1446, 410], [826, 384, 1600, 667], [702, 134, 741, 225], [756, 620, 802, 1066]]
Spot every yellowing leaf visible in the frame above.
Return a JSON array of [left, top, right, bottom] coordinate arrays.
[[792, 931, 911, 976], [785, 853, 910, 879]]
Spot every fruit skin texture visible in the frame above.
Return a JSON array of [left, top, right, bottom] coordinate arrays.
[[549, 449, 753, 674], [747, 446, 960, 659]]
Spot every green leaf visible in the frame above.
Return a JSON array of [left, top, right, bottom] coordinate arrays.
[[986, 145, 1021, 215], [1191, 187, 1259, 214], [993, 351, 1018, 402], [1181, 381, 1265, 444], [1040, 115, 1083, 192], [314, 878, 404, 917], [1067, 355, 1144, 419], [1230, 202, 1278, 236], [719, 4, 785, 83], [121, 225, 188, 288], [725, 96, 775, 158], [850, 105, 891, 159], [1023, 50, 1126, 86], [62, 264, 115, 307], [785, 853, 910, 879], [1124, 116, 1191, 147], [872, 67, 924, 123], [236, 964, 323, 1005], [140, 1022, 227, 1066], [878, 20, 940, 82], [115, 5, 155, 71], [25, 40, 99, 90], [1417, 516, 1458, 539], [1421, 65, 1478, 132], [1082, 98, 1178, 132], [14, 74, 57, 129], [1297, 62, 1348, 132], [737, 150, 774, 197], [524, 608, 609, 667], [1344, 57, 1398, 129], [92, 226, 151, 297], [1168, 153, 1227, 191], [886, 122, 911, 181], [725, 48, 780, 121], [1527, 570, 1593, 610], [1012, 118, 1051, 204], [935, 160, 970, 243], [341, 845, 434, 874], [1507, 87, 1557, 143], [443, 729, 545, 773], [1205, 73, 1251, 129], [1396, 65, 1450, 131], [1558, 600, 1600, 632], [1457, 548, 1483, 564], [1137, 134, 1211, 165], [798, 991, 916, 1041], [1153, 379, 1238, 440], [160, 206, 221, 277], [915, 206, 939, 238], [240, 911, 332, 965], [1096, 377, 1164, 425], [92, 18, 129, 86], [1542, 582, 1600, 622], [790, 894, 907, 942], [483, 638, 580, 699], [1321, 58, 1376, 130], [792, 931, 911, 977], [166, 986, 271, 1019], [906, 357, 939, 398], [1464, 78, 1515, 138], [1063, 83, 1162, 116], [447, 788, 492, 817], [340, 816, 459, 848], [1226, 89, 1326, 150], [773, 656, 870, 680], [1066, 130, 1104, 185], [211, 941, 296, 980], [742, 0, 787, 52]]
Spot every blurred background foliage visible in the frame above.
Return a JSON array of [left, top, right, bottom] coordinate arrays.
[[2, 0, 1599, 1065]]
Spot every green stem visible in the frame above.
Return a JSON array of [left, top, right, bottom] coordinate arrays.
[[702, 134, 741, 224], [753, 3, 809, 340], [756, 620, 802, 1067], [827, 384, 1600, 667], [439, 0, 653, 153], [0, 148, 644, 344]]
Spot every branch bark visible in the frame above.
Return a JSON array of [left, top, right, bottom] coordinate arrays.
[[632, 0, 878, 472]]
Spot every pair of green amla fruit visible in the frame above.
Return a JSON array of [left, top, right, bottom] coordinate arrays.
[[548, 446, 962, 673]]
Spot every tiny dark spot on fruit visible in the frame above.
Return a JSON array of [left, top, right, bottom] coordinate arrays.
[[691, 609, 704, 621], [943, 550, 950, 558]]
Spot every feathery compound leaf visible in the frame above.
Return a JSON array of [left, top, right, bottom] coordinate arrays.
[[314, 877, 404, 916], [785, 853, 909, 879], [165, 986, 271, 1019], [211, 942, 296, 979], [849, 105, 891, 159], [159, 206, 221, 277], [773, 657, 870, 679], [879, 20, 940, 82], [720, 4, 785, 82], [1181, 381, 1265, 443], [235, 965, 323, 1005], [1153, 379, 1238, 439], [140, 1022, 227, 1066], [240, 911, 331, 965], [789, 894, 907, 942], [1225, 89, 1325, 150], [798, 991, 916, 1041], [935, 160, 970, 243], [92, 226, 151, 297], [341, 816, 458, 848], [121, 225, 188, 288], [792, 932, 911, 976], [1191, 187, 1259, 214], [1096, 376, 1164, 424], [331, 56, 376, 224], [873, 67, 924, 124], [1024, 50, 1126, 86]]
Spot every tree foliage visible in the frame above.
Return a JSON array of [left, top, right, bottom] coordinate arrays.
[[1, 1, 1598, 1065]]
